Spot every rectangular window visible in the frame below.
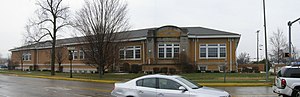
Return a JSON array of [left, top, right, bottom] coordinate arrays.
[[158, 43, 180, 59], [199, 66, 207, 71], [208, 48, 218, 57], [22, 52, 31, 61], [135, 46, 141, 59], [200, 48, 206, 58], [119, 49, 125, 59], [200, 44, 226, 59], [120, 46, 141, 60], [166, 48, 172, 58], [79, 50, 84, 59], [126, 49, 134, 58], [174, 48, 179, 58], [220, 47, 226, 58], [219, 65, 225, 71], [159, 48, 164, 58], [73, 51, 78, 59]]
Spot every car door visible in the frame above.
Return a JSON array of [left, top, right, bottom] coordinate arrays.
[[136, 78, 157, 97], [156, 78, 190, 97]]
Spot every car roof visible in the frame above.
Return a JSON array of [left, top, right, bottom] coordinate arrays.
[[139, 74, 181, 79], [283, 66, 300, 69]]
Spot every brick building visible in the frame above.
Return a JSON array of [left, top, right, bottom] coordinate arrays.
[[10, 25, 240, 73]]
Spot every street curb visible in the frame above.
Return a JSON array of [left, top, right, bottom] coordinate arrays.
[[11, 74, 273, 87], [17, 74, 118, 84], [201, 83, 273, 87]]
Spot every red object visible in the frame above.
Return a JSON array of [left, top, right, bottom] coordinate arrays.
[[281, 79, 286, 88]]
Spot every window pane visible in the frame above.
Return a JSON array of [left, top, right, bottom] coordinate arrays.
[[208, 48, 218, 57], [208, 44, 218, 46], [143, 78, 156, 88], [166, 48, 172, 58], [220, 47, 226, 57], [73, 51, 78, 59], [174, 48, 179, 58], [200, 66, 206, 71], [119, 50, 124, 59], [126, 50, 134, 58], [220, 44, 226, 46], [159, 78, 181, 90], [166, 44, 172, 46], [200, 44, 206, 47], [200, 48, 206, 57], [159, 48, 164, 58], [127, 46, 134, 49], [219, 65, 225, 71], [174, 44, 179, 46], [79, 50, 84, 59], [135, 49, 141, 58]]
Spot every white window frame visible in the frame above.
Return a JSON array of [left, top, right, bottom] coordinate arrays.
[[158, 43, 180, 59], [120, 46, 141, 60], [73, 51, 78, 60], [199, 44, 226, 59], [22, 52, 31, 61]]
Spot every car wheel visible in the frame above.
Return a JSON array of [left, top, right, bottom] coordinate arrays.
[[292, 88, 300, 97], [282, 95, 290, 97]]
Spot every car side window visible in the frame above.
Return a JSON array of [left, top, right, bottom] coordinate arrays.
[[136, 79, 143, 86], [136, 78, 156, 88], [158, 78, 181, 90], [277, 70, 282, 77]]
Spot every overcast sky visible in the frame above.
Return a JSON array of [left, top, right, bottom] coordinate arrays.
[[1, 0, 300, 60]]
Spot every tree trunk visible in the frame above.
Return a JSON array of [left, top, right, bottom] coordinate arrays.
[[98, 66, 103, 78]]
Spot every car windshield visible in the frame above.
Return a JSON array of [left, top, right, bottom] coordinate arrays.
[[176, 77, 203, 89]]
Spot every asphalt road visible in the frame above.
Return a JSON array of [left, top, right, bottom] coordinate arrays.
[[0, 74, 279, 97], [0, 74, 112, 97]]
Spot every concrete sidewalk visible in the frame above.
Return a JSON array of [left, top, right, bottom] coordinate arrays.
[[11, 74, 273, 87]]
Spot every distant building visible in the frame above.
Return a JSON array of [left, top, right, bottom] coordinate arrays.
[[9, 25, 240, 73]]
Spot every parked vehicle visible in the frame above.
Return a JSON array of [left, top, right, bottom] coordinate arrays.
[[273, 65, 300, 97], [0, 65, 8, 70], [111, 74, 230, 97]]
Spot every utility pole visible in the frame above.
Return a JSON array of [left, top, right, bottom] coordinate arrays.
[[262, 0, 269, 82], [256, 30, 260, 65], [287, 17, 300, 65]]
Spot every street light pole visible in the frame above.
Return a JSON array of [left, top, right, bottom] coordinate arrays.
[[262, 0, 269, 82], [287, 17, 300, 65], [67, 47, 75, 78], [256, 30, 260, 65], [68, 50, 73, 78]]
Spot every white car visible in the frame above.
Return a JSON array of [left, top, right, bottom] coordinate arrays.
[[111, 74, 230, 97], [273, 65, 300, 97]]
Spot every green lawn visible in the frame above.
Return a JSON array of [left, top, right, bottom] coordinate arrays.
[[0, 70, 274, 83]]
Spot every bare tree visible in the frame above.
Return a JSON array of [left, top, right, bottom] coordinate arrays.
[[269, 29, 288, 64], [28, 0, 70, 75], [292, 46, 299, 62], [56, 47, 67, 72], [74, 0, 129, 78], [237, 52, 250, 64], [12, 51, 24, 71]]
